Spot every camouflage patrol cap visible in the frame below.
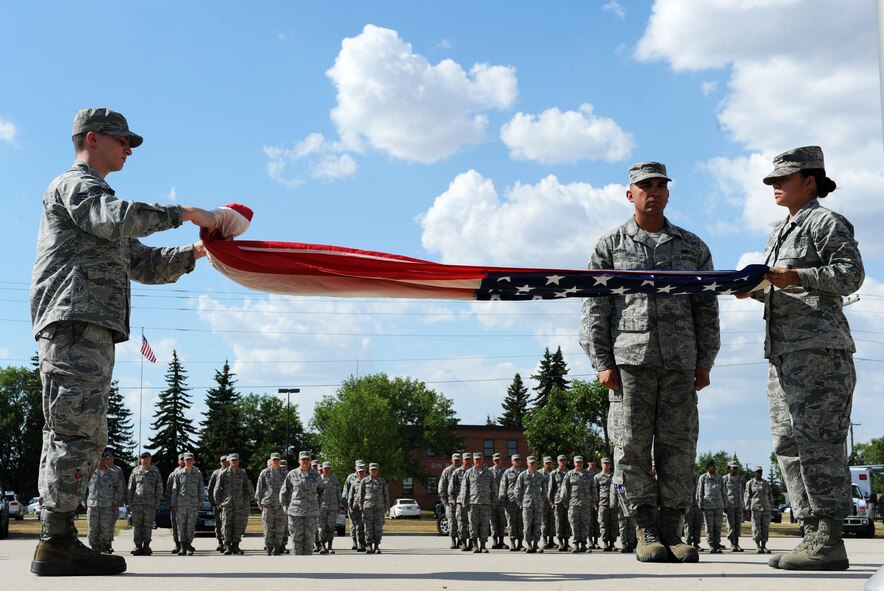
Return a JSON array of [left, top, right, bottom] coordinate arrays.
[[601, 457, 611, 464], [511, 454, 521, 461], [369, 463, 379, 470], [182, 452, 194, 460], [270, 453, 281, 460], [322, 461, 332, 469], [220, 455, 228, 462], [473, 452, 483, 459], [492, 453, 501, 460], [227, 453, 240, 461], [462, 453, 472, 460], [356, 464, 366, 472], [178, 453, 185, 460], [573, 455, 584, 463], [557, 454, 567, 461], [72, 108, 144, 148], [754, 466, 763, 472], [763, 146, 825, 185], [706, 459, 717, 468], [526, 455, 537, 463], [543, 456, 552, 463], [452, 453, 462, 460], [628, 161, 671, 185], [299, 451, 311, 459], [727, 460, 739, 469]]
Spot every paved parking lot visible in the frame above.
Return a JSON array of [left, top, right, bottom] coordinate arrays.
[[2, 530, 882, 591]]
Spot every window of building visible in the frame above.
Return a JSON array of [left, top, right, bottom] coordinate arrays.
[[507, 439, 518, 457], [402, 477, 414, 496], [427, 477, 438, 495], [484, 439, 495, 458]]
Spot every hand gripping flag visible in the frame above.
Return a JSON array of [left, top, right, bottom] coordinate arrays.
[[201, 204, 768, 300]]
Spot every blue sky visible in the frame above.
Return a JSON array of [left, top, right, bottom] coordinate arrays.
[[1, 1, 882, 472]]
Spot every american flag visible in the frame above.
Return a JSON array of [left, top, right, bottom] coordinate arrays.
[[140, 335, 157, 363], [201, 236, 769, 300]]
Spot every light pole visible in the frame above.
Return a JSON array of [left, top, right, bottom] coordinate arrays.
[[278, 388, 300, 463]]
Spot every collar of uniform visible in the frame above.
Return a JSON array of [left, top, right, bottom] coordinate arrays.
[[624, 216, 681, 246], [72, 160, 115, 195], [786, 197, 821, 227]]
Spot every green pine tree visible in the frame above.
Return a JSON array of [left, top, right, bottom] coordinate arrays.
[[531, 346, 570, 406], [106, 380, 137, 467], [499, 373, 530, 428], [198, 360, 242, 463], [146, 351, 197, 476]]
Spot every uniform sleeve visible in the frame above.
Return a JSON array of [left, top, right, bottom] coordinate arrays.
[[60, 180, 183, 241], [155, 472, 164, 509], [280, 475, 291, 509], [697, 475, 705, 508], [127, 471, 136, 505], [580, 237, 616, 370], [797, 213, 864, 295], [743, 481, 750, 509], [170, 474, 179, 508], [255, 472, 265, 505], [498, 474, 507, 502], [561, 475, 571, 505], [128, 239, 196, 285], [690, 241, 721, 369]]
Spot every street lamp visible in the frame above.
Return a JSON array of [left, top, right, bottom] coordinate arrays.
[[278, 388, 300, 463]]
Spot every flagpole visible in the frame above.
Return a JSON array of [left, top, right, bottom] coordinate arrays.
[[139, 327, 144, 457]]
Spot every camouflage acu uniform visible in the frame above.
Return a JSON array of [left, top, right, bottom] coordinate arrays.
[[463, 465, 495, 543], [548, 465, 571, 545], [438, 463, 459, 546], [594, 470, 617, 546], [489, 464, 508, 543], [541, 467, 555, 541], [166, 467, 181, 547], [683, 472, 703, 547], [722, 472, 744, 548], [31, 161, 194, 519], [280, 468, 324, 555], [499, 466, 523, 544], [757, 199, 863, 520], [215, 467, 253, 550], [83, 465, 124, 552], [515, 470, 547, 545], [127, 465, 163, 548], [207, 467, 224, 547], [585, 464, 601, 546], [611, 482, 636, 550], [697, 471, 726, 549], [345, 473, 366, 549], [319, 474, 341, 543], [580, 217, 720, 513], [562, 468, 597, 545], [744, 477, 773, 544], [256, 466, 287, 552], [359, 476, 389, 546], [448, 464, 471, 542], [170, 466, 204, 550]]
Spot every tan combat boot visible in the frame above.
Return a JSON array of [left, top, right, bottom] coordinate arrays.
[[633, 505, 668, 563], [768, 515, 818, 568], [777, 517, 849, 571], [31, 510, 126, 576], [659, 507, 699, 563]]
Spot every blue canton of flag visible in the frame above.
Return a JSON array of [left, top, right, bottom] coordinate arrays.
[[476, 264, 769, 301]]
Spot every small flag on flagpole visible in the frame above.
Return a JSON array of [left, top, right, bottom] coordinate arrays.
[[140, 335, 157, 363]]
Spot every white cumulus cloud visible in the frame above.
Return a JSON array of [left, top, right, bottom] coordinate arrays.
[[603, 1, 626, 19], [326, 24, 518, 163], [264, 132, 358, 188], [500, 103, 635, 165], [418, 170, 631, 268], [0, 116, 16, 143]]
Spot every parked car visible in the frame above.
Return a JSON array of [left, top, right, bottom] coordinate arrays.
[[389, 498, 421, 519], [131, 486, 216, 531], [434, 501, 450, 536], [770, 506, 782, 523], [4, 492, 24, 521], [26, 497, 42, 516]]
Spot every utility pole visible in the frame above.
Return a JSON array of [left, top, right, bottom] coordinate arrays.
[[278, 388, 300, 463]]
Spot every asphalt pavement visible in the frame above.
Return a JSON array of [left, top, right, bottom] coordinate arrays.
[[1, 529, 882, 591]]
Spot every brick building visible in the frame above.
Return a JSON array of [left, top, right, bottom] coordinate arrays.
[[387, 424, 532, 511]]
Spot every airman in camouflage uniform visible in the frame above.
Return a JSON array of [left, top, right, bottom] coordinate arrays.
[[29, 108, 218, 578], [438, 453, 461, 549], [345, 463, 367, 551], [580, 161, 719, 564], [489, 453, 508, 549], [280, 451, 324, 555], [697, 460, 726, 553], [744, 466, 773, 554], [684, 472, 703, 551], [548, 454, 571, 551], [498, 454, 524, 551], [128, 451, 163, 556], [561, 455, 597, 553], [462, 452, 494, 553], [742, 147, 863, 572], [215, 453, 252, 555], [170, 453, 204, 555], [449, 453, 474, 550], [585, 457, 601, 549], [207, 455, 228, 551], [166, 454, 185, 553], [341, 460, 365, 550], [612, 482, 636, 553], [541, 457, 556, 549], [595, 457, 617, 552], [515, 456, 548, 553], [318, 462, 341, 554], [358, 463, 389, 554], [256, 453, 287, 555], [722, 461, 744, 552], [82, 450, 124, 554], [103, 450, 127, 553]]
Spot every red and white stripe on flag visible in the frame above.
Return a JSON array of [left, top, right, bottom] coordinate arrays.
[[141, 336, 157, 363]]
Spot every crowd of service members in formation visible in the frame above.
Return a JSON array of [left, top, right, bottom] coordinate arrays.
[[437, 452, 776, 556], [84, 447, 774, 557]]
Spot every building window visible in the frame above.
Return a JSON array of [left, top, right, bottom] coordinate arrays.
[[402, 477, 414, 496], [484, 439, 495, 458], [507, 439, 518, 457], [427, 477, 438, 495]]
